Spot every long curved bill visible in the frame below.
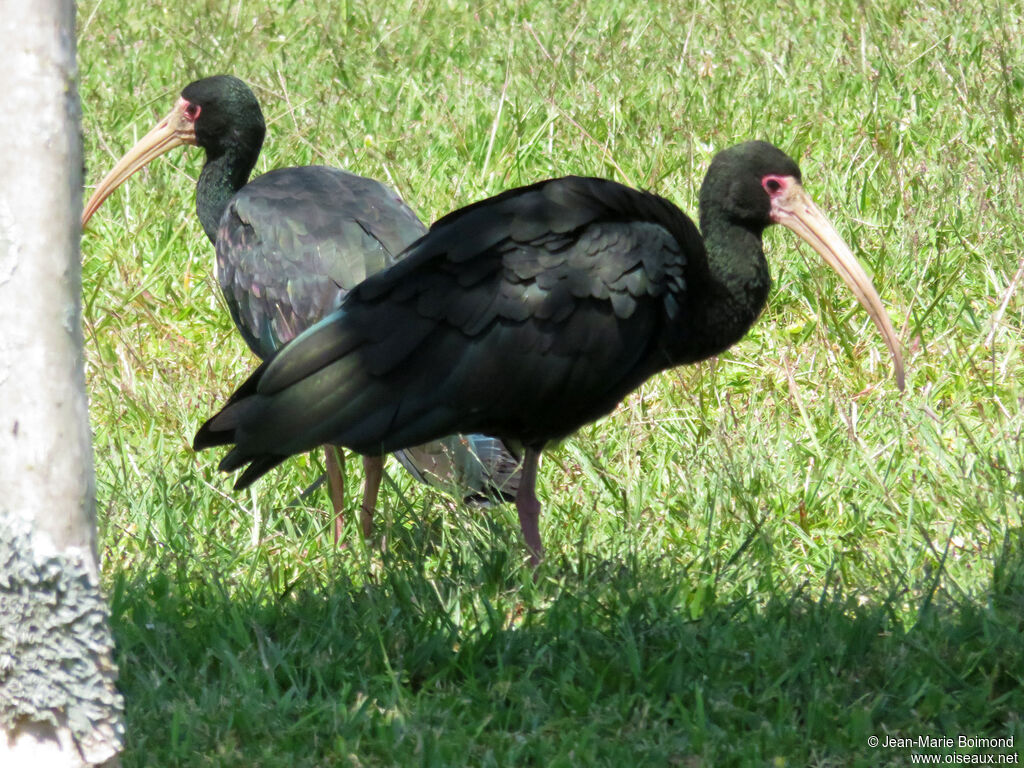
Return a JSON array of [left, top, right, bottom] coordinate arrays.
[[771, 182, 905, 391], [81, 98, 197, 227]]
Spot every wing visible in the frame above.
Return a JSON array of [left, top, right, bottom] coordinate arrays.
[[195, 176, 702, 487], [393, 434, 520, 504], [215, 166, 427, 358]]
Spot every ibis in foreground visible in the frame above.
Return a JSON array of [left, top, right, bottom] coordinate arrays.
[[82, 75, 520, 541], [194, 140, 905, 564]]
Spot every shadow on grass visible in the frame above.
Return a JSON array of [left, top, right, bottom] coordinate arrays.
[[107, 523, 1024, 767]]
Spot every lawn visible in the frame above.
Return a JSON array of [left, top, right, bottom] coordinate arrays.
[[78, 0, 1023, 765]]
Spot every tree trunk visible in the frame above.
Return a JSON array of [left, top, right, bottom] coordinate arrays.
[[0, 1, 124, 765]]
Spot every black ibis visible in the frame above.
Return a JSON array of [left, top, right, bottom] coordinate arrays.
[[82, 75, 520, 541], [194, 141, 905, 565]]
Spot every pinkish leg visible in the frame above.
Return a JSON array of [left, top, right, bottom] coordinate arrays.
[[515, 447, 544, 566], [360, 455, 384, 539]]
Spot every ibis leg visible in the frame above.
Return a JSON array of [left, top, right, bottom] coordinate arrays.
[[325, 445, 346, 544], [360, 455, 383, 539], [515, 447, 544, 566]]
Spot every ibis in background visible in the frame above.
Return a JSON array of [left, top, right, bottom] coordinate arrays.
[[194, 140, 905, 565], [82, 75, 520, 542]]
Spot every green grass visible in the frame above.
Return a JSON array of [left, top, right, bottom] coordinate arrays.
[[78, 0, 1023, 765]]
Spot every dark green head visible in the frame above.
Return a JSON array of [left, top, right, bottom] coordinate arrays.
[[180, 75, 266, 161], [699, 141, 803, 232], [83, 75, 266, 228]]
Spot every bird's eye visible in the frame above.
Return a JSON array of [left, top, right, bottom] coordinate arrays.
[[762, 175, 787, 196], [184, 103, 201, 121]]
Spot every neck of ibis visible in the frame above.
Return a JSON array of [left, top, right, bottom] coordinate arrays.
[[675, 207, 772, 363], [195, 145, 259, 243]]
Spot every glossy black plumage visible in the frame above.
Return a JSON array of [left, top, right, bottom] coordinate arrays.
[[197, 175, 719, 472], [215, 165, 424, 357]]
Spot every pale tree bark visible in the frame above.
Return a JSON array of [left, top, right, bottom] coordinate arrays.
[[0, 1, 124, 765]]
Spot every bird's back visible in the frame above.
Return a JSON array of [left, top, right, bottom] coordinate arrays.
[[215, 165, 427, 359]]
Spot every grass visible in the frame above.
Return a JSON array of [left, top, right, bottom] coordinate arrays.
[[77, 0, 1023, 765]]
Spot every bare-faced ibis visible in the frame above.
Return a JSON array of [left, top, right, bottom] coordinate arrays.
[[194, 141, 905, 564], [82, 75, 520, 541]]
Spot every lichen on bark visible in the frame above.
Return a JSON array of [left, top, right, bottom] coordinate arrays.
[[0, 514, 123, 762]]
